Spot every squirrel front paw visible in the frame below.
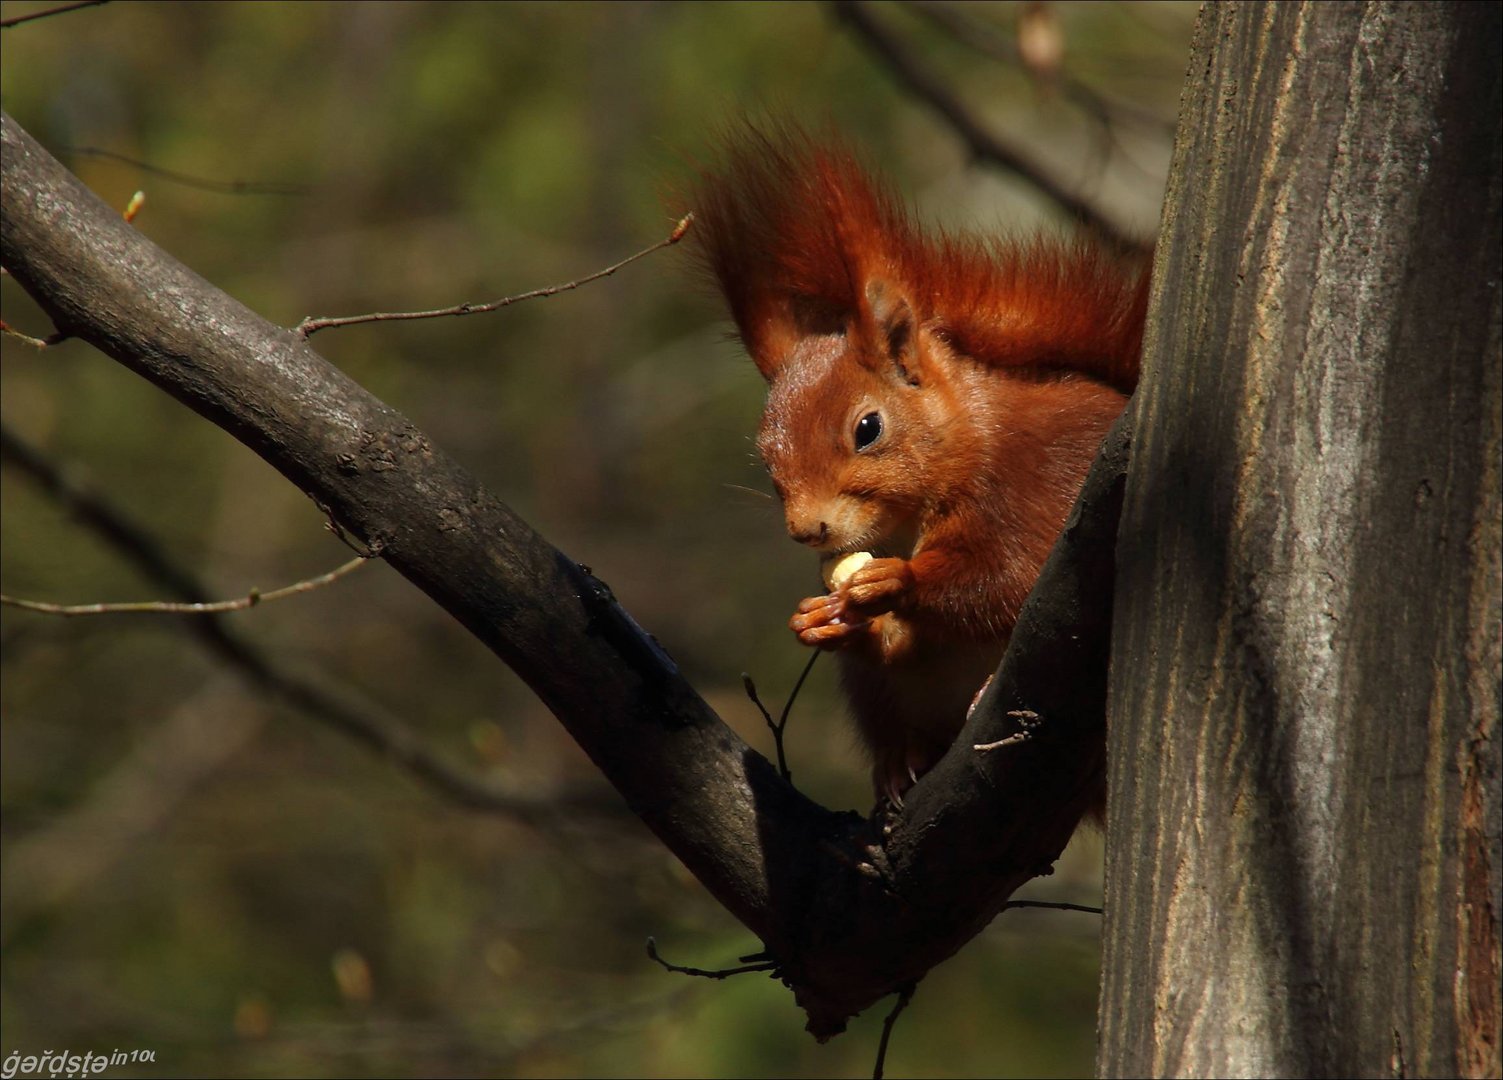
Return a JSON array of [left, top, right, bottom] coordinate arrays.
[[789, 556, 915, 648], [789, 593, 868, 648], [841, 557, 914, 619]]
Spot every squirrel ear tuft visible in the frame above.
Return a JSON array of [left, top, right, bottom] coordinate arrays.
[[863, 278, 920, 385], [741, 317, 799, 381], [742, 296, 847, 382]]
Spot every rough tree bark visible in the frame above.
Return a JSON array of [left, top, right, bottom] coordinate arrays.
[[1, 107, 1117, 1040], [1100, 4, 1501, 1077]]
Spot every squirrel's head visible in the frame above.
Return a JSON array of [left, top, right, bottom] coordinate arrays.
[[754, 278, 959, 557], [683, 122, 1144, 553]]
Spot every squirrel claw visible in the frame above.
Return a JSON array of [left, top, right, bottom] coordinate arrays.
[[795, 621, 864, 649], [790, 592, 869, 649], [795, 593, 841, 616]]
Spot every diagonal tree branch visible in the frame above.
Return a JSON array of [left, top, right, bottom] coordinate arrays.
[[0, 0, 108, 30], [0, 108, 1126, 1037]]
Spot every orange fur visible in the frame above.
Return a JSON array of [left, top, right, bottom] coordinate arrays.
[[687, 125, 1147, 806]]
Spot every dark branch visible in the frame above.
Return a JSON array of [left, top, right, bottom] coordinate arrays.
[[1, 108, 1125, 1038], [0, 0, 107, 29], [831, 0, 1152, 254], [905, 1, 1177, 137], [873, 982, 917, 1080]]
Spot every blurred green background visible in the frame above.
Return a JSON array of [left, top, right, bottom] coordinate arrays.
[[0, 3, 1191, 1076]]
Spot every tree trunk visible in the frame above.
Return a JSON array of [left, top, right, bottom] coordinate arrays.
[[1100, 3, 1501, 1077]]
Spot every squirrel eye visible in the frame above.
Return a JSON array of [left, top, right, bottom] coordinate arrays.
[[853, 410, 884, 451]]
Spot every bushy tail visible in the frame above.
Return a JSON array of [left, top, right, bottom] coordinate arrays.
[[683, 122, 1146, 393]]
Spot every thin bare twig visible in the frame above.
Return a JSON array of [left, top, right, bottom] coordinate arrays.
[[0, 423, 622, 822], [295, 214, 694, 338], [1002, 899, 1104, 915], [873, 982, 917, 1080], [0, 0, 107, 29], [0, 318, 58, 348], [1, 554, 370, 616], [3, 553, 367, 615], [645, 938, 779, 980], [973, 732, 1029, 751], [830, 0, 1151, 254], [64, 146, 311, 196], [741, 648, 819, 784], [973, 708, 1042, 751]]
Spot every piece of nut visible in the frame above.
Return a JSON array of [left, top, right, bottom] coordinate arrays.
[[822, 551, 874, 591]]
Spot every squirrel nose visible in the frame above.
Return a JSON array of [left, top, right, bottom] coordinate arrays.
[[787, 518, 829, 548]]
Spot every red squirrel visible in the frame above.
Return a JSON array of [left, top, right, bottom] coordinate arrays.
[[689, 127, 1147, 805]]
